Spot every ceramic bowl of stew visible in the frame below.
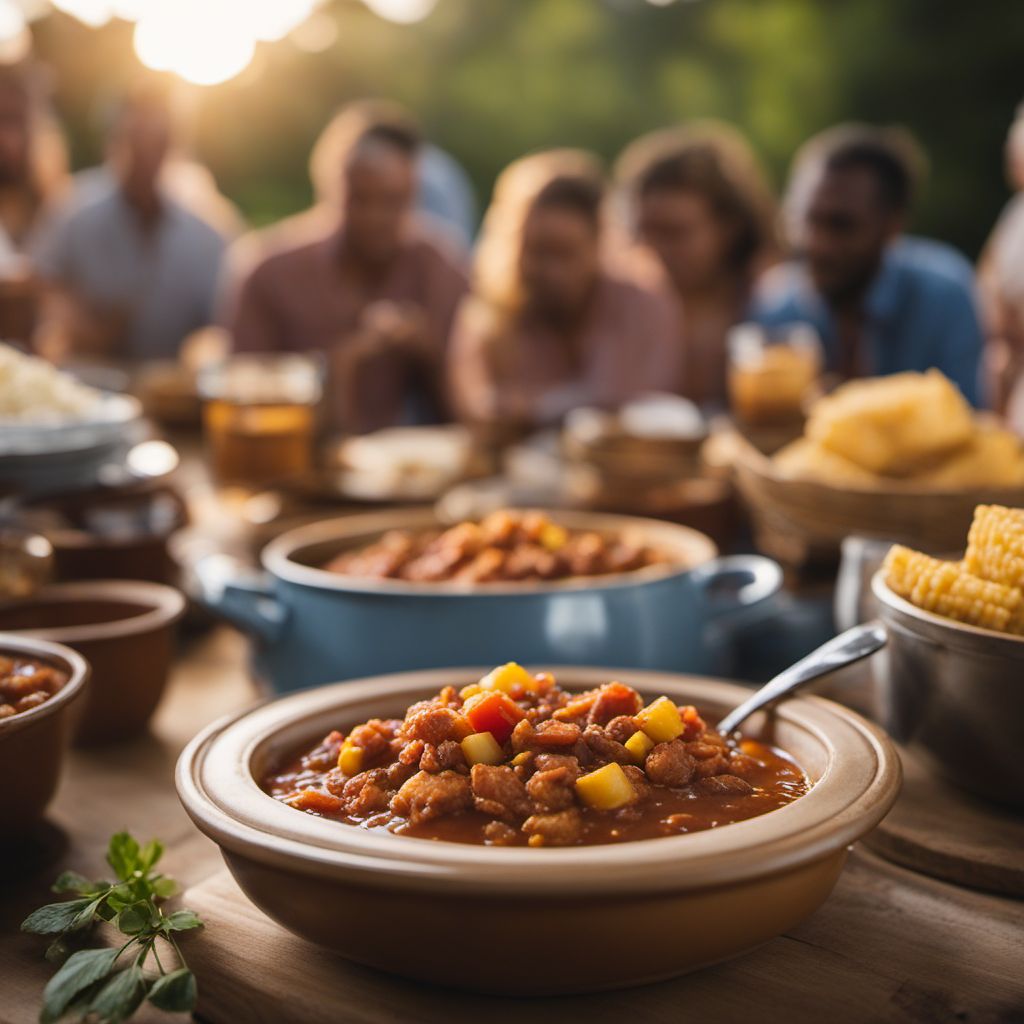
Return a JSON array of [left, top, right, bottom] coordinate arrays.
[[176, 666, 900, 995], [191, 508, 782, 693], [0, 633, 89, 832], [0, 580, 186, 745]]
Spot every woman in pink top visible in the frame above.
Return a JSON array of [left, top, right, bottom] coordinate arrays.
[[449, 150, 680, 440], [224, 102, 468, 434]]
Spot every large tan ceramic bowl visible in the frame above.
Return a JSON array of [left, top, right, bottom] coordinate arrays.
[[177, 667, 901, 995], [0, 633, 89, 832]]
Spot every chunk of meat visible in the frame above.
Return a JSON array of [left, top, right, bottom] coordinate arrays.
[[300, 731, 345, 772], [510, 718, 536, 752], [348, 719, 395, 761], [339, 769, 391, 816], [398, 739, 426, 765], [522, 808, 583, 847], [531, 720, 582, 748], [419, 740, 465, 773], [621, 764, 652, 801], [470, 764, 531, 820], [697, 774, 755, 796], [605, 715, 639, 744], [401, 706, 469, 746], [644, 739, 697, 787], [483, 820, 519, 846], [390, 770, 472, 825], [586, 683, 643, 725], [693, 753, 728, 779], [583, 725, 632, 764], [533, 753, 580, 778], [526, 766, 577, 811]]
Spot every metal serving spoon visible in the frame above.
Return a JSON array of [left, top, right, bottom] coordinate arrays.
[[717, 620, 888, 736]]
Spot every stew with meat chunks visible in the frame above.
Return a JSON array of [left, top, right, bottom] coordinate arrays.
[[322, 510, 669, 584], [0, 654, 67, 719], [262, 665, 808, 847]]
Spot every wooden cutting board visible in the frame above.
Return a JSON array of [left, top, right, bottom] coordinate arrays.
[[864, 748, 1024, 897], [183, 848, 1024, 1024]]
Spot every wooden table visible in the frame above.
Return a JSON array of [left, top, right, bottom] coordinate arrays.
[[2, 626, 1022, 1024]]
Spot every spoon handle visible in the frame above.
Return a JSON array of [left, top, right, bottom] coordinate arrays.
[[716, 620, 888, 736]]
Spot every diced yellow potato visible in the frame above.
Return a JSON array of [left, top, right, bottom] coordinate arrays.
[[460, 731, 505, 766], [479, 662, 536, 693], [540, 523, 568, 551], [337, 742, 363, 776], [624, 730, 656, 764], [459, 683, 483, 701], [636, 696, 684, 742], [575, 762, 636, 810]]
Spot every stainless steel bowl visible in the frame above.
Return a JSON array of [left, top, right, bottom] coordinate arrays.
[[872, 571, 1024, 810]]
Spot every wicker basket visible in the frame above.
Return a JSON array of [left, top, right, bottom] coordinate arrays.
[[724, 429, 1024, 568]]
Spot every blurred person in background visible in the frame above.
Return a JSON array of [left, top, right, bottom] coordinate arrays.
[[31, 84, 230, 364], [0, 64, 68, 342], [752, 124, 985, 405], [448, 150, 680, 439], [224, 101, 467, 434], [615, 123, 777, 409], [979, 102, 1024, 420]]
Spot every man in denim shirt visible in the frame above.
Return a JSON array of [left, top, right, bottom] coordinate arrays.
[[752, 126, 984, 405]]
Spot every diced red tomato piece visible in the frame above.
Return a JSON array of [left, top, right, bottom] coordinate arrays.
[[463, 691, 525, 744], [680, 705, 706, 740]]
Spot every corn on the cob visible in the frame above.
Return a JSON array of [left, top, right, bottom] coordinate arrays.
[[964, 504, 1024, 592], [884, 544, 1024, 635]]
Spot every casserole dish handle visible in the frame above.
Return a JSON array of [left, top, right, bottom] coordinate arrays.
[[190, 554, 288, 642], [689, 555, 783, 617]]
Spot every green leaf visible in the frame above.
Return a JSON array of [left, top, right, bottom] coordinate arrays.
[[106, 834, 140, 882], [40, 947, 119, 1023], [147, 968, 197, 1013], [51, 872, 102, 896], [163, 909, 203, 933], [115, 906, 149, 936], [44, 938, 69, 965], [21, 899, 93, 935], [87, 966, 146, 1024], [70, 898, 103, 932], [137, 840, 164, 874], [150, 876, 178, 900]]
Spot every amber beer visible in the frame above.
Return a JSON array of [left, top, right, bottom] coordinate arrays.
[[727, 323, 822, 426], [200, 355, 321, 486]]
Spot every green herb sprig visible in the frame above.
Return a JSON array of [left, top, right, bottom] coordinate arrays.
[[21, 832, 202, 1024]]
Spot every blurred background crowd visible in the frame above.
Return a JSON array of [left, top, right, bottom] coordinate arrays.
[[1, 0, 1023, 438]]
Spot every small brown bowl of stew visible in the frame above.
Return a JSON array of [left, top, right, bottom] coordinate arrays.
[[0, 580, 186, 745], [0, 634, 89, 833], [177, 664, 900, 995]]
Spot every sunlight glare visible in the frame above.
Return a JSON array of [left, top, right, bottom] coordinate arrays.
[[362, 0, 438, 25], [133, 0, 256, 86], [52, 0, 113, 28], [0, 0, 30, 62]]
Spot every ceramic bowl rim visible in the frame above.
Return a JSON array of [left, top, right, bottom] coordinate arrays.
[[261, 508, 720, 597], [177, 666, 901, 898], [0, 580, 187, 644], [0, 633, 90, 737]]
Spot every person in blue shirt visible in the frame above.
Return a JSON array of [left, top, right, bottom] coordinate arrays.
[[752, 125, 985, 405]]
